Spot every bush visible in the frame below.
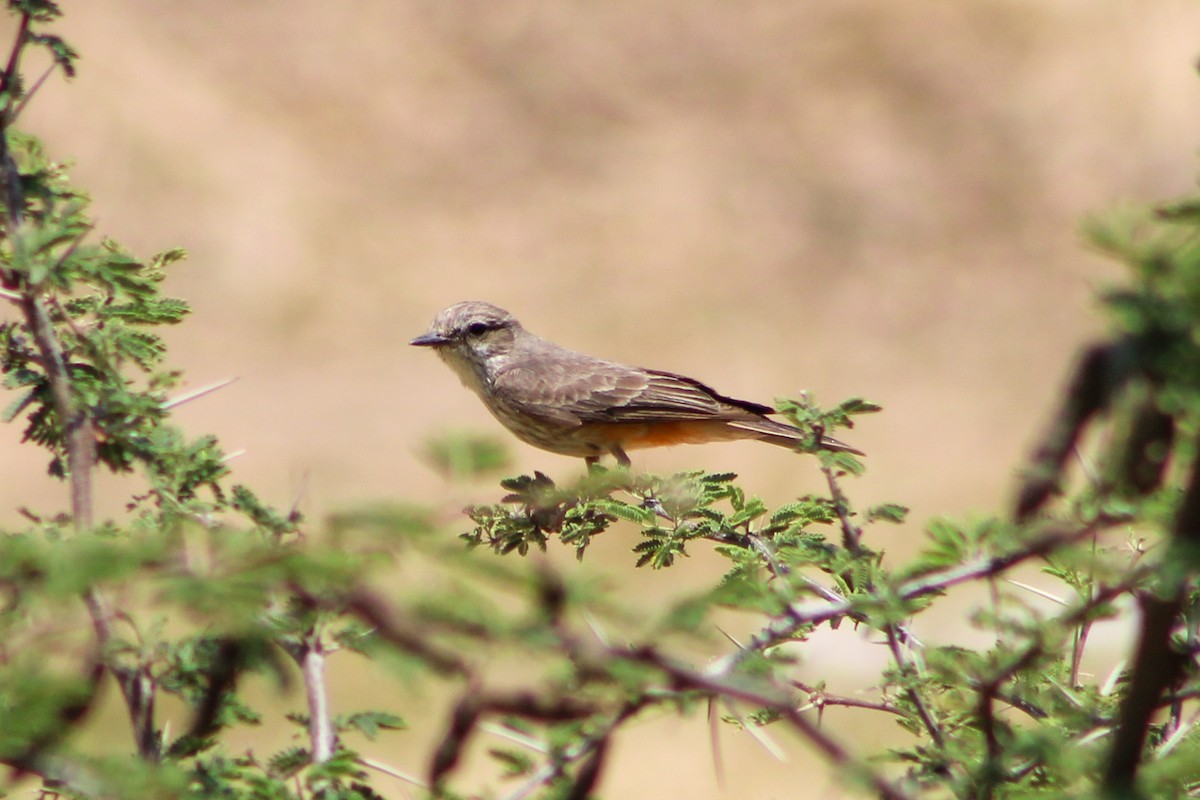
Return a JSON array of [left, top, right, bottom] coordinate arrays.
[[3, 3, 1200, 798]]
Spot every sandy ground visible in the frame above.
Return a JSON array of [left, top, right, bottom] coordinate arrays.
[[3, 2, 1199, 797]]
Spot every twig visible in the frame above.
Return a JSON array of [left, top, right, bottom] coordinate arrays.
[[1014, 343, 1121, 520], [821, 461, 862, 554], [884, 624, 944, 747], [1070, 533, 1101, 688], [978, 689, 999, 800], [712, 525, 1098, 675], [497, 702, 639, 800], [300, 634, 335, 764], [44, 223, 93, 283], [0, 13, 30, 104], [1104, 442, 1200, 794], [792, 680, 903, 717], [622, 645, 915, 800], [18, 294, 94, 523], [342, 589, 472, 677], [10, 62, 54, 122], [1104, 592, 1186, 792]]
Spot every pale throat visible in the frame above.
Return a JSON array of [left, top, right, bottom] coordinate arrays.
[[438, 347, 494, 398]]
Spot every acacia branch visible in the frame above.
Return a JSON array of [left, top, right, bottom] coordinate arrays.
[[300, 634, 334, 764], [343, 589, 472, 677], [822, 461, 863, 554], [428, 682, 604, 789], [621, 645, 916, 800], [792, 680, 902, 717], [497, 702, 638, 800], [0, 15, 157, 762], [1103, 441, 1200, 795], [713, 524, 1100, 675], [884, 623, 944, 748], [0, 12, 28, 97]]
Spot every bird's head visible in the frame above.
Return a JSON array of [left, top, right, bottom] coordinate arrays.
[[411, 301, 522, 382]]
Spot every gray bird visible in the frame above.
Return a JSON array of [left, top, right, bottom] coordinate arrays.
[[411, 301, 862, 466]]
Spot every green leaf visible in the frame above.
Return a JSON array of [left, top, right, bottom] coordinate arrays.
[[591, 497, 652, 525], [867, 503, 909, 524], [487, 747, 535, 778], [27, 32, 78, 77], [341, 710, 407, 740], [836, 397, 883, 416], [267, 746, 309, 779]]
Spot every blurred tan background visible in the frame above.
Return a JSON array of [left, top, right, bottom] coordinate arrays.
[[3, 2, 1200, 797]]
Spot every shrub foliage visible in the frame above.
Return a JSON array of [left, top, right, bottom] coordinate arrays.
[[2, 4, 1200, 799]]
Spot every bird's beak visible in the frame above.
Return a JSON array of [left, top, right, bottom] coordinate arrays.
[[410, 332, 450, 347]]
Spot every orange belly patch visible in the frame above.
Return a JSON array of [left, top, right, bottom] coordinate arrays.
[[586, 420, 751, 450]]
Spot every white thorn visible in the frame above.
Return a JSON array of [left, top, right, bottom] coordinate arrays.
[[163, 377, 239, 410], [1004, 579, 1068, 606]]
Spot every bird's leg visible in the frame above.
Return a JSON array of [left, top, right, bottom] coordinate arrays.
[[611, 446, 631, 468], [585, 448, 630, 472]]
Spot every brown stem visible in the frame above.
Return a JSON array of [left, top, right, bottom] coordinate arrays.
[[1015, 343, 1122, 520], [713, 524, 1100, 675], [1103, 438, 1200, 795], [342, 589, 472, 676], [19, 294, 95, 523], [0, 16, 157, 762], [623, 646, 916, 800], [822, 462, 862, 555], [0, 13, 29, 98], [885, 624, 944, 748], [1103, 593, 1186, 795], [978, 690, 999, 800], [792, 680, 903, 717]]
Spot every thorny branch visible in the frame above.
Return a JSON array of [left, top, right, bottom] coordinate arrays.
[[822, 460, 863, 555], [428, 683, 603, 789], [711, 523, 1104, 676], [0, 12, 158, 761], [620, 645, 916, 800], [1104, 436, 1200, 795], [884, 623, 945, 748], [300, 633, 335, 765], [496, 702, 639, 800], [792, 680, 902, 717]]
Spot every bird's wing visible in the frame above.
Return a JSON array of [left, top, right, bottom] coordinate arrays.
[[598, 369, 776, 421], [494, 355, 773, 425]]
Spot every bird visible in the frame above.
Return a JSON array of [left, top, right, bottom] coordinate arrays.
[[411, 301, 862, 467]]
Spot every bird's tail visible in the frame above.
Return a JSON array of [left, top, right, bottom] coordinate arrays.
[[728, 417, 865, 457]]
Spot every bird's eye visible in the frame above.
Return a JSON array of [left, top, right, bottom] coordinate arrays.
[[466, 322, 489, 337]]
